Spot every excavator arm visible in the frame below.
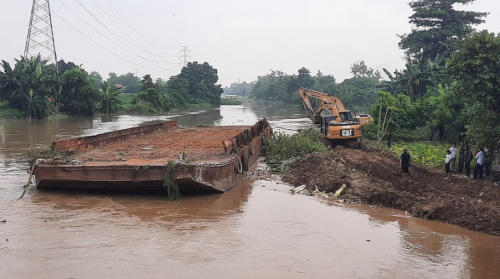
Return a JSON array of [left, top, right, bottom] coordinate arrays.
[[298, 87, 347, 124]]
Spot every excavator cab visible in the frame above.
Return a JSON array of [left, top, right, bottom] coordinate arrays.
[[338, 111, 359, 124]]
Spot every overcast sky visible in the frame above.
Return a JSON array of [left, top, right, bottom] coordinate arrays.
[[1, 0, 499, 87]]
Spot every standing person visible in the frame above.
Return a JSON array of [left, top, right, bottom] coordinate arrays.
[[400, 148, 411, 174], [449, 144, 457, 173], [473, 147, 485, 180], [386, 131, 392, 149], [483, 147, 491, 177], [458, 143, 465, 173], [464, 144, 473, 177], [445, 150, 452, 174]]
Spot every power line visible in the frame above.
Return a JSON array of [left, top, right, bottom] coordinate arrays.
[[55, 0, 177, 71], [105, 0, 178, 58], [90, 0, 177, 64], [72, 0, 173, 66], [51, 10, 179, 72]]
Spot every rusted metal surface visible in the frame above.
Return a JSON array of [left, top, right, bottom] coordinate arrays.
[[53, 121, 178, 152], [34, 119, 272, 193]]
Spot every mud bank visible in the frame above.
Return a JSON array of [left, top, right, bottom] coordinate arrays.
[[283, 148, 500, 236]]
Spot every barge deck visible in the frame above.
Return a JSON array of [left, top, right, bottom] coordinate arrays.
[[34, 119, 272, 194]]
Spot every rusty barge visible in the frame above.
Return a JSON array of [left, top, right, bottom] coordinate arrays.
[[34, 119, 272, 193]]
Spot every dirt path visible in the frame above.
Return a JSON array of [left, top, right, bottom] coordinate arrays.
[[283, 147, 500, 236]]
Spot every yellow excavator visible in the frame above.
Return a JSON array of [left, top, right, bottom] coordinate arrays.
[[298, 87, 362, 148]]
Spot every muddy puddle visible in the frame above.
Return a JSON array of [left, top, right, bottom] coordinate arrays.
[[1, 101, 500, 278]]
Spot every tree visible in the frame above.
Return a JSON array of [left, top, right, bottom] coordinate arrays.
[[371, 91, 421, 144], [98, 82, 121, 114], [223, 81, 254, 96], [417, 84, 455, 141], [251, 70, 290, 101], [89, 71, 103, 90], [350, 60, 381, 79], [57, 60, 79, 74], [337, 77, 379, 112], [107, 72, 141, 93], [60, 68, 100, 116], [178, 62, 223, 105], [382, 54, 448, 100], [165, 77, 189, 109], [297, 67, 314, 88], [447, 30, 500, 151], [0, 55, 58, 118], [136, 74, 163, 110], [398, 0, 487, 60]]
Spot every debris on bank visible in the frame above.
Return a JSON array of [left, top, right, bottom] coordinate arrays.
[[281, 147, 500, 236]]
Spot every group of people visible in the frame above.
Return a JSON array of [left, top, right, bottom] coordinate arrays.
[[398, 143, 493, 180], [447, 143, 491, 180]]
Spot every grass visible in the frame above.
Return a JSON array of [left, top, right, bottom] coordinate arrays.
[[117, 93, 136, 110], [262, 128, 329, 173], [220, 99, 242, 105], [0, 101, 22, 119]]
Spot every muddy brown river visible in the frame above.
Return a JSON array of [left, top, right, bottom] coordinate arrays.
[[1, 101, 499, 279]]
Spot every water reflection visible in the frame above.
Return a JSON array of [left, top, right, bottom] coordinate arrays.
[[351, 203, 500, 278], [1, 101, 500, 278], [29, 179, 253, 231], [175, 109, 222, 127]]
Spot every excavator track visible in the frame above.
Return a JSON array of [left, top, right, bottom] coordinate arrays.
[[321, 138, 362, 149]]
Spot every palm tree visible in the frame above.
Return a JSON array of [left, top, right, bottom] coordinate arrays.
[[0, 55, 58, 118], [99, 82, 121, 114]]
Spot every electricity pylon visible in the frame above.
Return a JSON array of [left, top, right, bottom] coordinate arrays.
[[24, 0, 58, 67], [179, 46, 191, 67]]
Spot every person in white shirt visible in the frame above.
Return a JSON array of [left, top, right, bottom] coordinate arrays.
[[473, 147, 485, 179], [445, 150, 452, 174], [449, 144, 457, 172]]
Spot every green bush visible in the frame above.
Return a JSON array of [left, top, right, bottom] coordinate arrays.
[[393, 127, 429, 142], [116, 93, 136, 110], [220, 99, 242, 105], [0, 101, 22, 119], [126, 99, 159, 114], [362, 123, 378, 140], [263, 128, 328, 172], [390, 142, 449, 168]]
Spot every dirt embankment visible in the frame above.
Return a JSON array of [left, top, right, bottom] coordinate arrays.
[[283, 147, 500, 236]]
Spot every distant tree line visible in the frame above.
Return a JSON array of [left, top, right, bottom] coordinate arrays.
[[223, 81, 254, 97], [246, 65, 380, 113], [0, 56, 222, 118]]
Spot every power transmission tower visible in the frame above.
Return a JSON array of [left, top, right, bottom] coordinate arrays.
[[24, 0, 58, 68], [179, 46, 191, 67]]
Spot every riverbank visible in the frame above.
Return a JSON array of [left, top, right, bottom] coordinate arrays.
[[282, 147, 500, 236]]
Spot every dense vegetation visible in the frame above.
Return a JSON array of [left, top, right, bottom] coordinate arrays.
[[0, 57, 223, 118], [367, 0, 500, 153], [390, 143, 450, 168], [244, 64, 379, 113], [262, 128, 328, 173]]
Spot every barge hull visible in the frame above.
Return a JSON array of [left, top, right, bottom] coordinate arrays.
[[34, 119, 271, 193]]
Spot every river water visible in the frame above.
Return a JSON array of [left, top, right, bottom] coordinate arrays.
[[1, 101, 499, 279]]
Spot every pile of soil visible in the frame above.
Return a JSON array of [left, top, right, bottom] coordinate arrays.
[[283, 147, 500, 236]]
